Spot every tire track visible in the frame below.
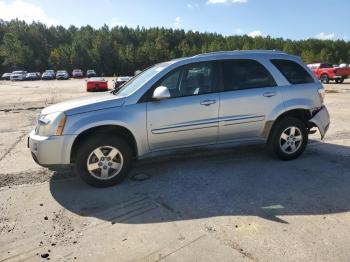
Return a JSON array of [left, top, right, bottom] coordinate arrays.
[[0, 133, 27, 162]]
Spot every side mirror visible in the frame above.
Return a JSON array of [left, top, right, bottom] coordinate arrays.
[[152, 86, 171, 101]]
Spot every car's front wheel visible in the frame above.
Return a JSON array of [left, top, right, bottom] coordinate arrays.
[[76, 135, 133, 187], [268, 117, 308, 160], [320, 74, 329, 84]]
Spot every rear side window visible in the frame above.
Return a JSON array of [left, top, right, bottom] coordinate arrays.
[[221, 59, 276, 91], [271, 59, 314, 85]]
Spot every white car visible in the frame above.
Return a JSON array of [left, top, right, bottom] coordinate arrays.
[[10, 71, 27, 81]]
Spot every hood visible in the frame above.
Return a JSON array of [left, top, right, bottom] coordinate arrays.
[[41, 92, 126, 116]]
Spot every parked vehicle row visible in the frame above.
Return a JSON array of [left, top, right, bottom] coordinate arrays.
[[1, 69, 98, 80], [307, 63, 350, 84]]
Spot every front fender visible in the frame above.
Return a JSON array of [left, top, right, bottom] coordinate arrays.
[[64, 103, 149, 157]]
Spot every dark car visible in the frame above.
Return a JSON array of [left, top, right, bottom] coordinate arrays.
[[25, 72, 40, 81], [56, 70, 69, 80], [72, 69, 84, 78], [113, 76, 133, 89], [41, 70, 55, 80], [86, 70, 97, 78], [1, 73, 12, 80]]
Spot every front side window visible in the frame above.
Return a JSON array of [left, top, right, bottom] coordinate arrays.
[[158, 62, 215, 98], [271, 59, 315, 85], [221, 59, 276, 91]]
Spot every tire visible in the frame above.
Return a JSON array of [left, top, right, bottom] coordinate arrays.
[[320, 74, 329, 84], [268, 117, 308, 161], [76, 134, 133, 187], [335, 78, 344, 84]]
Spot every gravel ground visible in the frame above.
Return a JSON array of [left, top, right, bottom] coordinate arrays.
[[0, 79, 350, 261]]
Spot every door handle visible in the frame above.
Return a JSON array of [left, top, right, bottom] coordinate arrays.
[[200, 100, 216, 106], [263, 92, 276, 98]]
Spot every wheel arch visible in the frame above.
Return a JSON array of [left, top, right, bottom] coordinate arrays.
[[70, 125, 138, 163], [262, 108, 312, 140]]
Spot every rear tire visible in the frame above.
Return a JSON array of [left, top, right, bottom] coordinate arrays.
[[268, 117, 308, 160], [335, 78, 344, 84], [320, 74, 329, 84], [76, 135, 133, 187]]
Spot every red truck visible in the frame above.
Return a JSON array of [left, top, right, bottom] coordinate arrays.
[[307, 63, 350, 84]]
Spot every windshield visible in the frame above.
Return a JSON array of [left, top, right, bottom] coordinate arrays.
[[113, 62, 171, 96]]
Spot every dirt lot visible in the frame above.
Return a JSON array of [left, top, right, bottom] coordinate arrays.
[[0, 79, 350, 262]]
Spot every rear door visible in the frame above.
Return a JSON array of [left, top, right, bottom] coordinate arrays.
[[218, 59, 283, 141], [147, 62, 220, 150]]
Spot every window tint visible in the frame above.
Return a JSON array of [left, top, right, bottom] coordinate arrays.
[[319, 63, 332, 69], [221, 59, 276, 91], [271, 59, 314, 85], [159, 62, 215, 98], [161, 69, 181, 96]]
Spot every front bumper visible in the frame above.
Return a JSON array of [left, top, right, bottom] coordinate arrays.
[[28, 130, 77, 166], [309, 106, 330, 139]]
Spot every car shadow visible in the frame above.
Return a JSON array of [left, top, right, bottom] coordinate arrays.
[[49, 140, 350, 224]]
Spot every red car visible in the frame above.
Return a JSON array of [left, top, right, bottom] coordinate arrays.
[[307, 63, 350, 84], [86, 78, 108, 92]]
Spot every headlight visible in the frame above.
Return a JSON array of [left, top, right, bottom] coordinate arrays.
[[36, 112, 66, 136]]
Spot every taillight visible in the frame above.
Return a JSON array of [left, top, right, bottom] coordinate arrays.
[[318, 88, 325, 104]]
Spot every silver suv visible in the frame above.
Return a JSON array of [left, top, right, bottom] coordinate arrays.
[[28, 51, 330, 187]]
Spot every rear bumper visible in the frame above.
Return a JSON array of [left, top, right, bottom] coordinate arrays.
[[28, 130, 77, 166], [309, 106, 330, 139]]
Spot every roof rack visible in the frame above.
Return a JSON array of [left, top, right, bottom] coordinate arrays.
[[194, 50, 286, 57]]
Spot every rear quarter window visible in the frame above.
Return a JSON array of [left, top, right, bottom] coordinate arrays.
[[271, 59, 315, 85]]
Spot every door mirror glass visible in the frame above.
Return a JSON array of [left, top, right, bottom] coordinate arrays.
[[152, 86, 171, 100]]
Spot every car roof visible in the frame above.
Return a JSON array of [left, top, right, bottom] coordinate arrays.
[[168, 50, 300, 67]]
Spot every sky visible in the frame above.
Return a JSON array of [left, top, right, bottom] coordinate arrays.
[[0, 0, 349, 41]]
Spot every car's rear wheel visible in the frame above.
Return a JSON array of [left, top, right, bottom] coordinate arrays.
[[320, 74, 329, 84], [268, 117, 308, 160], [335, 78, 344, 84], [76, 135, 132, 187]]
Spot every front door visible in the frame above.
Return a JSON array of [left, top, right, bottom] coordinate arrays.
[[147, 62, 220, 150]]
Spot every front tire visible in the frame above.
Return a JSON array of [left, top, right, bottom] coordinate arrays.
[[76, 135, 133, 187], [320, 74, 329, 84], [268, 117, 308, 160]]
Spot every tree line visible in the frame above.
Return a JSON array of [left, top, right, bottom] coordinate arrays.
[[1, 19, 350, 76]]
